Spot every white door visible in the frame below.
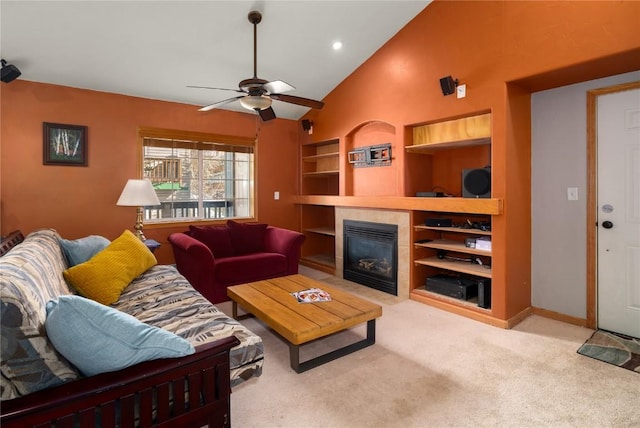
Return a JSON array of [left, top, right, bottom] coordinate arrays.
[[597, 87, 640, 338]]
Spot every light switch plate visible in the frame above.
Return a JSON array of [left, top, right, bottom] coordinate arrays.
[[457, 84, 466, 99]]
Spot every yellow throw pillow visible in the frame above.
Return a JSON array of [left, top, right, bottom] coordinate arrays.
[[63, 230, 157, 305]]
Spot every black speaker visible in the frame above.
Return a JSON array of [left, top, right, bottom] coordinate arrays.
[[1, 62, 21, 83], [301, 119, 313, 131], [478, 280, 491, 309], [439, 76, 458, 96], [462, 168, 491, 198]]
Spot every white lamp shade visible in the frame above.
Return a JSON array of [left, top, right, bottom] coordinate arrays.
[[240, 95, 272, 111], [116, 179, 161, 206]]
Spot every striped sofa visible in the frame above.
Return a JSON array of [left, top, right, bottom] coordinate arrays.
[[0, 228, 263, 427]]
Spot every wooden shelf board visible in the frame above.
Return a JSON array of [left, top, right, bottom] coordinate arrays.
[[412, 286, 484, 309], [302, 170, 340, 177], [304, 227, 336, 236], [414, 257, 492, 278], [303, 138, 340, 148], [300, 254, 336, 272], [292, 195, 502, 215], [414, 225, 492, 236], [409, 288, 506, 328], [415, 239, 491, 256], [405, 137, 490, 153], [302, 152, 339, 161], [411, 113, 491, 151]]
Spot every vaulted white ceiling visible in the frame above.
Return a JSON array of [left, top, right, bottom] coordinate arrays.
[[1, 1, 431, 120]]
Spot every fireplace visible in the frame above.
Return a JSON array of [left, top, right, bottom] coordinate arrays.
[[343, 220, 398, 295]]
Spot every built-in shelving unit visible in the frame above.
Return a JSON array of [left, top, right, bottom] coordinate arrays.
[[299, 138, 340, 274], [295, 111, 515, 327], [301, 138, 339, 176], [407, 113, 491, 153], [410, 210, 494, 322], [402, 112, 496, 319]]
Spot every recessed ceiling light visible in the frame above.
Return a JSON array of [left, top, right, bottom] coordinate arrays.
[[332, 41, 343, 51]]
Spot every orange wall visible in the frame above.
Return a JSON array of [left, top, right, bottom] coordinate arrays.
[[0, 81, 300, 263], [2, 1, 639, 316], [301, 0, 640, 319]]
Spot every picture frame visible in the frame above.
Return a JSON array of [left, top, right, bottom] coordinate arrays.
[[43, 122, 88, 166]]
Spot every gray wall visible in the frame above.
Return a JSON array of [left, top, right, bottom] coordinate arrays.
[[531, 70, 640, 318]]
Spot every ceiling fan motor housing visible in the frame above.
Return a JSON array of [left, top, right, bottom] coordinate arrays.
[[239, 78, 268, 93]]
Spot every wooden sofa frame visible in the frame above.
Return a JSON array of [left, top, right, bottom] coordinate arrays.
[[1, 336, 240, 428]]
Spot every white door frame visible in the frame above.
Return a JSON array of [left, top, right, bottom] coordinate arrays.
[[586, 81, 640, 329]]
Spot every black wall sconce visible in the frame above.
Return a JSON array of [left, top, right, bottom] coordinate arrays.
[[1, 59, 21, 83], [439, 75, 458, 96], [301, 119, 313, 133]]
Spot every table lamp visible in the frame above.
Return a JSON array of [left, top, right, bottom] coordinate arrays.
[[116, 179, 161, 241]]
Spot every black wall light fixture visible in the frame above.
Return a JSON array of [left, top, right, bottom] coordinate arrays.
[[1, 59, 21, 83], [439, 75, 458, 96], [301, 119, 313, 132]]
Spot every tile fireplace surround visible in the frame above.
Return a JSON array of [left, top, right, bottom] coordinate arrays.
[[335, 207, 410, 300]]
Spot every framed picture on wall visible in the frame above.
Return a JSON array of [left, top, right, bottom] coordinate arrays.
[[43, 122, 88, 166]]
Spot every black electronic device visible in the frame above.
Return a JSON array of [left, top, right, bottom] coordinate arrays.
[[301, 119, 313, 131], [439, 76, 458, 96], [478, 280, 492, 309], [462, 167, 491, 198], [416, 192, 445, 197], [425, 275, 478, 300], [1, 59, 21, 83], [425, 218, 452, 227]]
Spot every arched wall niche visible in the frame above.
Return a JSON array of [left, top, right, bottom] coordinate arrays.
[[344, 120, 399, 196]]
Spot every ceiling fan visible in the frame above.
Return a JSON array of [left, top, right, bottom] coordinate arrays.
[[189, 10, 324, 121]]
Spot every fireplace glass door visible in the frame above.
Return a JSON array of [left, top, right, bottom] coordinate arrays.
[[343, 220, 398, 295]]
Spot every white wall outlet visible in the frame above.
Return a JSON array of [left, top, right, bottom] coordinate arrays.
[[274, 191, 280, 200], [456, 84, 466, 99], [567, 187, 578, 201]]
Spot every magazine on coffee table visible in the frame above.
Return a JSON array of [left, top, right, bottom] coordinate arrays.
[[291, 288, 332, 303]]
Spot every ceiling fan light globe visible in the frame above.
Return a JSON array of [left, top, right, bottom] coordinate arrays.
[[240, 95, 272, 111]]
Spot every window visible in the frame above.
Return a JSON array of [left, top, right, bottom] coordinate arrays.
[[139, 128, 255, 223]]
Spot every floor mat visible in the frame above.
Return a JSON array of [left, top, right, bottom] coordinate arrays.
[[577, 329, 640, 373]]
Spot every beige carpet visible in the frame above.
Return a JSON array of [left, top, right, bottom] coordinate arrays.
[[218, 269, 639, 427]]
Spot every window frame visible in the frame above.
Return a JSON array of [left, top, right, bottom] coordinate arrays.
[[137, 127, 257, 226]]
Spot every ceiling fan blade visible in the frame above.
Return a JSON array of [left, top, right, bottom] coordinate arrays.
[[258, 106, 276, 121], [188, 85, 245, 94], [199, 95, 245, 112], [269, 93, 324, 110], [263, 80, 295, 94]]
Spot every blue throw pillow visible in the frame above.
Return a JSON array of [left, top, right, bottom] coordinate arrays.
[[58, 235, 111, 267], [45, 295, 195, 376]]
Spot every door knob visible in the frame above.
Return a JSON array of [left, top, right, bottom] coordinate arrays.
[[602, 220, 613, 229]]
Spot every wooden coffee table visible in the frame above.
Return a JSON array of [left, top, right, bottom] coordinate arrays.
[[227, 274, 382, 373]]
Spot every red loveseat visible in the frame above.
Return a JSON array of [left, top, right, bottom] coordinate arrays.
[[168, 220, 305, 304]]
